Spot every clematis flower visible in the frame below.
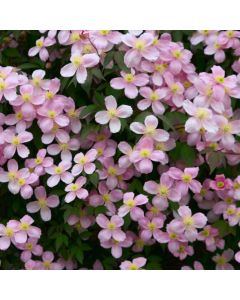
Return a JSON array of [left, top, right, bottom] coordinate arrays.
[[122, 32, 159, 67], [16, 238, 43, 263], [168, 167, 202, 195], [28, 36, 56, 61], [213, 249, 234, 270], [64, 176, 89, 203], [138, 86, 168, 115], [26, 186, 59, 221], [144, 173, 181, 210], [100, 233, 133, 258], [25, 149, 54, 176], [120, 257, 147, 270], [4, 122, 33, 158], [14, 215, 41, 244], [72, 149, 97, 176], [130, 137, 166, 173], [96, 214, 126, 242], [175, 206, 207, 242], [139, 217, 164, 241], [130, 115, 169, 142], [118, 192, 148, 221], [0, 220, 19, 250], [46, 161, 73, 187], [110, 69, 149, 99], [60, 48, 100, 84], [95, 95, 133, 133], [0, 67, 18, 102], [90, 30, 122, 49], [40, 251, 62, 270], [210, 174, 232, 191]]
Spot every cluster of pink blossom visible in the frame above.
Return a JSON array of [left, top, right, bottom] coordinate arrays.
[[1, 30, 240, 270]]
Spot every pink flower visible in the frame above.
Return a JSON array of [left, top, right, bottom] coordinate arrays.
[[118, 192, 148, 221], [16, 238, 43, 263], [25, 149, 54, 176], [138, 86, 168, 115], [40, 251, 62, 270], [139, 216, 164, 241], [122, 32, 159, 67], [144, 173, 181, 210], [182, 261, 204, 270], [4, 122, 33, 158], [95, 95, 133, 133], [15, 215, 41, 244], [46, 161, 73, 187], [47, 136, 80, 161], [213, 249, 234, 270], [168, 167, 202, 195], [90, 30, 122, 49], [60, 49, 99, 84], [130, 137, 165, 174], [28, 36, 56, 61], [72, 149, 97, 176], [27, 186, 59, 221], [183, 99, 218, 134], [110, 69, 149, 99], [64, 176, 89, 203], [0, 220, 19, 250], [10, 84, 45, 118], [130, 115, 169, 142], [96, 214, 126, 242], [164, 72, 185, 107], [210, 174, 232, 191], [176, 206, 207, 242], [120, 257, 147, 270], [100, 233, 133, 258], [0, 67, 18, 102]]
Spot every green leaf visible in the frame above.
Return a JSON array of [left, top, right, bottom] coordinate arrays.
[[213, 220, 236, 237], [207, 152, 225, 174], [79, 104, 98, 118], [114, 51, 130, 72], [89, 172, 99, 187], [91, 68, 105, 80], [103, 51, 115, 68]]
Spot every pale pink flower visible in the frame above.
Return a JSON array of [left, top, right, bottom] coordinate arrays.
[[46, 161, 73, 187], [90, 30, 122, 49], [118, 192, 148, 221], [183, 99, 218, 134], [72, 149, 97, 176], [176, 206, 207, 242], [164, 72, 185, 107], [110, 69, 149, 99], [28, 36, 55, 61], [4, 122, 33, 158], [30, 69, 46, 88], [138, 86, 168, 115], [60, 49, 99, 84], [25, 149, 54, 176], [95, 95, 133, 133], [40, 251, 62, 270], [130, 115, 169, 142], [168, 167, 202, 195], [182, 261, 204, 270], [210, 174, 232, 191], [139, 217, 164, 241], [0, 220, 19, 250], [120, 257, 147, 270], [213, 249, 234, 270], [100, 233, 133, 258], [27, 186, 59, 221], [15, 215, 41, 244], [96, 214, 126, 242], [47, 136, 80, 161], [16, 238, 43, 262], [144, 173, 181, 210], [122, 32, 159, 67], [130, 137, 165, 174], [0, 67, 18, 102], [64, 176, 88, 203]]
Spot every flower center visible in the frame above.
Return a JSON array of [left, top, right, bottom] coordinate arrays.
[[216, 181, 224, 188], [20, 223, 30, 231], [222, 124, 232, 133], [26, 242, 33, 251], [8, 171, 17, 181], [215, 76, 224, 84], [108, 166, 117, 176], [126, 199, 135, 208], [158, 185, 169, 197], [72, 56, 83, 67], [16, 112, 23, 120], [124, 74, 135, 83], [170, 83, 179, 93], [0, 81, 6, 91], [150, 92, 158, 102], [35, 157, 43, 164], [60, 143, 68, 150], [140, 149, 151, 158], [22, 93, 32, 102], [108, 109, 117, 118], [4, 227, 14, 237], [54, 166, 63, 175], [36, 40, 44, 48], [155, 63, 167, 73], [172, 50, 182, 59], [70, 32, 81, 42], [196, 108, 209, 120], [12, 136, 20, 145], [45, 91, 54, 100], [182, 174, 192, 183], [18, 178, 26, 186], [103, 193, 110, 202], [226, 207, 235, 216], [70, 183, 79, 192], [38, 197, 47, 208], [169, 232, 177, 239], [183, 216, 194, 226], [148, 222, 156, 231], [47, 110, 56, 118], [99, 30, 110, 36], [135, 40, 145, 50], [129, 264, 139, 270], [107, 222, 116, 230]]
